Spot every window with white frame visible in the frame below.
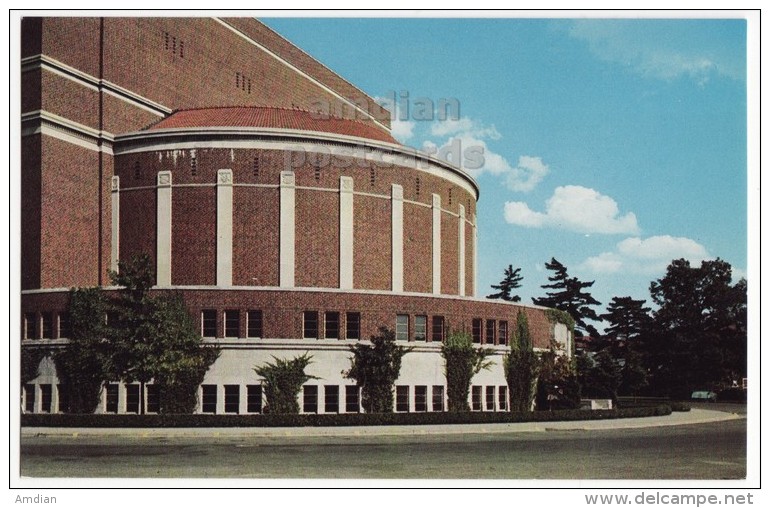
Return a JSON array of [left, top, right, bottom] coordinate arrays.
[[201, 310, 217, 338], [471, 318, 482, 344], [414, 385, 427, 412], [303, 385, 318, 413], [247, 310, 263, 338], [303, 311, 319, 339], [105, 384, 119, 413], [471, 385, 482, 411], [431, 316, 445, 342], [24, 313, 37, 340], [224, 385, 240, 413], [325, 312, 340, 339], [485, 386, 495, 411], [324, 385, 339, 413], [346, 312, 360, 340], [395, 385, 409, 412], [485, 319, 496, 345], [414, 315, 427, 341], [395, 314, 409, 341], [498, 320, 508, 346], [201, 384, 217, 413], [41, 313, 53, 339], [345, 385, 360, 413], [125, 384, 140, 414], [498, 385, 508, 411], [40, 384, 52, 413], [224, 310, 240, 338], [247, 385, 262, 413], [432, 385, 445, 412], [24, 384, 35, 413]]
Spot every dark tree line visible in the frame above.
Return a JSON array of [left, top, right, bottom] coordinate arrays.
[[490, 256, 747, 400]]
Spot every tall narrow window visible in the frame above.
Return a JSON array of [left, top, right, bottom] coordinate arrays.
[[414, 315, 427, 341], [201, 385, 217, 414], [485, 386, 495, 411], [345, 312, 360, 340], [41, 313, 53, 339], [247, 310, 263, 338], [471, 318, 482, 344], [105, 384, 119, 414], [324, 385, 339, 413], [498, 320, 508, 346], [303, 385, 318, 413], [345, 386, 360, 413], [224, 310, 240, 338], [396, 385, 409, 412], [224, 385, 240, 414], [498, 386, 508, 411], [126, 384, 140, 414], [303, 311, 319, 339], [58, 312, 71, 339], [432, 385, 445, 412], [485, 319, 496, 345], [201, 309, 217, 338], [414, 386, 427, 412], [471, 385, 482, 411], [325, 312, 340, 339], [24, 384, 35, 413], [431, 316, 445, 342], [24, 313, 37, 340], [395, 314, 409, 341], [40, 384, 52, 413], [247, 385, 263, 413]]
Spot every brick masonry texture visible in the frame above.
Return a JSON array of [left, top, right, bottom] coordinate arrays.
[[21, 289, 555, 350]]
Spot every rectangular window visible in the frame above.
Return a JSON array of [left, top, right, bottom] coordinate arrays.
[[345, 385, 360, 413], [303, 311, 319, 339], [486, 319, 496, 345], [224, 310, 240, 338], [201, 384, 217, 414], [485, 386, 495, 411], [303, 385, 318, 413], [324, 385, 339, 413], [58, 312, 71, 339], [498, 386, 508, 411], [345, 312, 361, 340], [498, 320, 508, 346], [224, 385, 240, 414], [41, 313, 53, 339], [247, 310, 263, 338], [471, 318, 482, 343], [396, 385, 409, 412], [40, 384, 52, 413], [247, 385, 263, 413], [24, 384, 35, 413], [325, 312, 340, 339], [396, 314, 409, 341], [414, 315, 427, 341], [105, 384, 119, 414], [24, 313, 37, 340], [414, 385, 427, 412], [146, 385, 160, 414], [432, 385, 445, 412], [431, 316, 445, 342], [471, 385, 482, 411], [126, 384, 140, 414], [57, 384, 68, 413], [201, 309, 217, 338]]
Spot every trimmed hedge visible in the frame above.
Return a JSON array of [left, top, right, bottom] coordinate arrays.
[[21, 405, 672, 428]]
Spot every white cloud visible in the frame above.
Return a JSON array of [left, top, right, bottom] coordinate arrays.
[[503, 185, 639, 234], [375, 95, 416, 142], [566, 19, 744, 85], [506, 156, 550, 192], [580, 235, 712, 275]]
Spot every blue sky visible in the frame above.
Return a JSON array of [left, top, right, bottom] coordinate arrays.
[[263, 16, 748, 312]]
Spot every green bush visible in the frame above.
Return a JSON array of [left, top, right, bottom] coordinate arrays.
[[21, 404, 672, 428]]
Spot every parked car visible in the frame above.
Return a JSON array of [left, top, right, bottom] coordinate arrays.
[[691, 390, 717, 402]]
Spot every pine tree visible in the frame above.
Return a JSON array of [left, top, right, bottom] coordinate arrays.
[[532, 258, 602, 337], [487, 265, 523, 302]]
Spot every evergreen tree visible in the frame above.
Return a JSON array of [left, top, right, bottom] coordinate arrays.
[[532, 258, 602, 337], [344, 327, 412, 413], [442, 330, 494, 412], [647, 258, 746, 398], [108, 254, 219, 413], [599, 296, 653, 395], [53, 287, 110, 413], [254, 353, 318, 414], [488, 265, 523, 302]]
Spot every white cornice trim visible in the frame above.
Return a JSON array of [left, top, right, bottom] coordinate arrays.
[[21, 110, 114, 154], [22, 54, 171, 117], [213, 18, 391, 135], [21, 285, 549, 311], [114, 128, 480, 199]]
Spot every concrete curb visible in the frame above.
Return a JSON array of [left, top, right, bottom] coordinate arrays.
[[20, 409, 743, 439]]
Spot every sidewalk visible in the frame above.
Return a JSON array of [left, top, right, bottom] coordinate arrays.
[[21, 408, 743, 439]]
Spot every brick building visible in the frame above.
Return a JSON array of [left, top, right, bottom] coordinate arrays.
[[20, 17, 570, 415]]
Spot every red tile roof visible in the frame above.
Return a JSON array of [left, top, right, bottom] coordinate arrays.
[[145, 107, 399, 145]]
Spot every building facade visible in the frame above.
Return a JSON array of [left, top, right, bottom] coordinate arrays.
[[21, 17, 570, 415]]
